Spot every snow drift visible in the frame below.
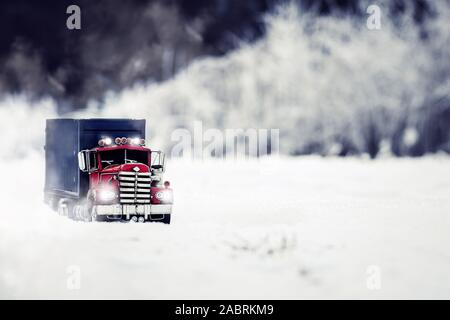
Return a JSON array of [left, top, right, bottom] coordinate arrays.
[[1, 156, 450, 299]]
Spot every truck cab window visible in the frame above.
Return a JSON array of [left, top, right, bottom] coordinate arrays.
[[99, 149, 149, 167], [126, 149, 149, 165], [88, 151, 98, 171], [100, 149, 125, 167]]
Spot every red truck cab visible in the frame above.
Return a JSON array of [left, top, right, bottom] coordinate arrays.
[[77, 137, 173, 223]]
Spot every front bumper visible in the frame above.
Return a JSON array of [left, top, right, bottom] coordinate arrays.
[[95, 204, 172, 217]]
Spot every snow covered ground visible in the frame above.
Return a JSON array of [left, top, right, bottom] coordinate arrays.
[[0, 154, 449, 299]]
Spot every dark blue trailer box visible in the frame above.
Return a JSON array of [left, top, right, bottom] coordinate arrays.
[[45, 119, 146, 202]]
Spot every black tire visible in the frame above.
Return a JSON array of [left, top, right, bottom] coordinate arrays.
[[159, 214, 171, 224], [162, 214, 171, 224], [148, 214, 171, 224]]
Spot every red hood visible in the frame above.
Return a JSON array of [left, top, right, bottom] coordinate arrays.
[[101, 163, 149, 174]]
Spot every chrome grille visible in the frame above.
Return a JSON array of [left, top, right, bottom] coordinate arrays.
[[118, 171, 151, 204]]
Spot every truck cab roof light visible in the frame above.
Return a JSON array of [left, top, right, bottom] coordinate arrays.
[[127, 138, 141, 145], [131, 137, 140, 145], [104, 138, 112, 146], [101, 137, 145, 146], [98, 138, 112, 147]]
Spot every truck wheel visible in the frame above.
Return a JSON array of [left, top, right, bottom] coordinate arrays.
[[162, 215, 171, 224], [157, 214, 171, 224], [149, 214, 171, 224]]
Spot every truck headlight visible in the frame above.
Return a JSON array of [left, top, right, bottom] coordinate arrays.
[[155, 190, 173, 202], [98, 190, 117, 202], [155, 191, 164, 200]]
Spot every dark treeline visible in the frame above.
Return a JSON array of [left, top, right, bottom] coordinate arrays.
[[0, 0, 447, 158], [0, 0, 434, 109]]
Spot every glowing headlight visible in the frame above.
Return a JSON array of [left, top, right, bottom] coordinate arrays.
[[98, 190, 116, 202], [155, 190, 173, 202], [131, 137, 140, 145]]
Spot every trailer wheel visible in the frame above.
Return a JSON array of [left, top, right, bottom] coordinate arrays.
[[67, 202, 77, 220], [57, 199, 69, 217], [71, 204, 83, 221], [49, 197, 58, 211], [78, 201, 95, 222]]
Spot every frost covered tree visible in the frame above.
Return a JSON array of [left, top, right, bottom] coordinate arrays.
[[1, 0, 449, 158], [91, 1, 449, 157]]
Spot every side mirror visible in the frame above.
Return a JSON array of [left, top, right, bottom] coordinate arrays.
[[78, 151, 88, 172], [150, 151, 166, 172]]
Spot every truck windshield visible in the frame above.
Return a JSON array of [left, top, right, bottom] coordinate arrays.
[[100, 149, 149, 166]]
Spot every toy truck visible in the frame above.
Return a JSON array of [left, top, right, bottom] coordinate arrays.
[[44, 119, 173, 223]]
